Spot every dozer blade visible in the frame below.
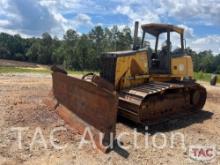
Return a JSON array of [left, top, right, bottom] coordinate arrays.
[[45, 66, 118, 152]]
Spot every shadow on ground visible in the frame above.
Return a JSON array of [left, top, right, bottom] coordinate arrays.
[[117, 109, 213, 135], [111, 110, 213, 158]]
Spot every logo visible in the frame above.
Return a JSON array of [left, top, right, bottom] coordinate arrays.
[[189, 145, 216, 161], [178, 64, 185, 71]]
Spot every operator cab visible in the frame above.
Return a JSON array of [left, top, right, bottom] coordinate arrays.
[[141, 24, 185, 74]]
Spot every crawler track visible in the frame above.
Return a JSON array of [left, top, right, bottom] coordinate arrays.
[[118, 81, 207, 124]]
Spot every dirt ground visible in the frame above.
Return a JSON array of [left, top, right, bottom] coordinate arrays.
[[0, 73, 220, 165]]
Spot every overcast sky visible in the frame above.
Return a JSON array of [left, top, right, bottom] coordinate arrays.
[[0, 0, 219, 54]]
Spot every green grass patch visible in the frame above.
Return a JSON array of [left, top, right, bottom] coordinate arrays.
[[194, 72, 220, 83], [0, 66, 98, 77], [4, 66, 218, 83], [0, 66, 50, 74]]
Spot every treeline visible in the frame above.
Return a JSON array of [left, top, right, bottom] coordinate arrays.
[[0, 25, 220, 73], [185, 48, 220, 73], [0, 26, 132, 70]]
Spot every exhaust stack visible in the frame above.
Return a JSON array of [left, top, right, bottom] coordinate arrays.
[[133, 21, 139, 50]]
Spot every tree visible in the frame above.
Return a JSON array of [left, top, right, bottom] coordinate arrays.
[[110, 25, 119, 51], [213, 54, 220, 73], [117, 26, 133, 50], [0, 33, 27, 60], [0, 46, 10, 59], [103, 27, 114, 52], [52, 44, 66, 65], [36, 33, 53, 64], [74, 34, 97, 70], [89, 26, 105, 56], [64, 29, 78, 46], [42, 32, 52, 46], [0, 26, 219, 73], [198, 50, 214, 72], [26, 42, 41, 62]]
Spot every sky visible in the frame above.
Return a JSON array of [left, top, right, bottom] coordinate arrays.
[[0, 0, 219, 54]]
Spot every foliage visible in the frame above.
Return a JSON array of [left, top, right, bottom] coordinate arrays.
[[194, 72, 220, 83], [185, 47, 220, 74], [0, 26, 219, 73]]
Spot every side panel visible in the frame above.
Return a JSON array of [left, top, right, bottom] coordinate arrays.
[[171, 55, 193, 78], [115, 51, 149, 89]]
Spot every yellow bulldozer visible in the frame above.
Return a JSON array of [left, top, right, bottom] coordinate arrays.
[[45, 22, 207, 152]]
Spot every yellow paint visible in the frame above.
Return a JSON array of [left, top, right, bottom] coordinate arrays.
[[114, 51, 194, 89], [115, 51, 148, 89], [171, 55, 193, 79]]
